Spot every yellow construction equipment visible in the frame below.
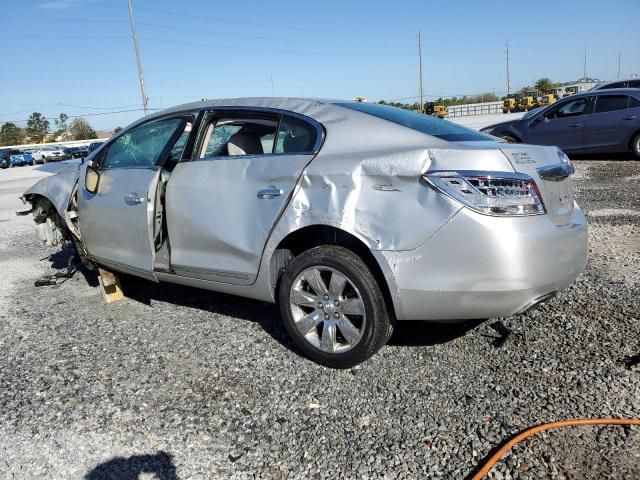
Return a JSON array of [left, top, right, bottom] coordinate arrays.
[[502, 98, 517, 114], [539, 94, 557, 107], [519, 96, 538, 111], [424, 102, 448, 118]]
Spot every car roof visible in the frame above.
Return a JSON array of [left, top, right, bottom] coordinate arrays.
[[145, 97, 356, 120], [566, 88, 640, 98]]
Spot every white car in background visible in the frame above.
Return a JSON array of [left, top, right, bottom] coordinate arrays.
[[31, 146, 68, 163]]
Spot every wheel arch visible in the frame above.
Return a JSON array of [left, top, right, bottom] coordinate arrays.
[[270, 224, 397, 321], [496, 129, 522, 143], [628, 127, 640, 153]]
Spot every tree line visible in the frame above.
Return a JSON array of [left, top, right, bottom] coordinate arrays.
[[0, 112, 98, 146]]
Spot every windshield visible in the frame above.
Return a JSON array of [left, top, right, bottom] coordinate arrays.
[[336, 102, 492, 142], [523, 107, 543, 119]]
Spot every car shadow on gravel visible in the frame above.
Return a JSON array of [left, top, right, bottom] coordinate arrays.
[[84, 450, 177, 480], [388, 319, 483, 346], [45, 245, 99, 287], [120, 274, 484, 352], [120, 274, 296, 351]]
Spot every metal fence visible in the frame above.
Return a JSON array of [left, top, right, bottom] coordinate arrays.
[[447, 101, 503, 118]]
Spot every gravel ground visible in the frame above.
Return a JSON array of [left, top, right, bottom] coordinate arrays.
[[0, 159, 638, 479]]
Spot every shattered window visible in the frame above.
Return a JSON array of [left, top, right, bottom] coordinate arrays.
[[102, 118, 185, 169]]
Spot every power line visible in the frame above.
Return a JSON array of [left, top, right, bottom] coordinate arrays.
[[3, 108, 159, 125], [133, 5, 414, 38]]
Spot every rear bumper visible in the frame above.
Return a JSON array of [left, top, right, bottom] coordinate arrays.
[[375, 204, 588, 321]]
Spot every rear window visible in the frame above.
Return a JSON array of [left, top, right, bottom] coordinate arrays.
[[336, 102, 492, 142], [599, 81, 626, 90]]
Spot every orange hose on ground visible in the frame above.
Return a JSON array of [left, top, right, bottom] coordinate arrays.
[[471, 418, 640, 480]]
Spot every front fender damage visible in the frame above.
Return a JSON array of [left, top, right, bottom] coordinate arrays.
[[20, 164, 90, 265]]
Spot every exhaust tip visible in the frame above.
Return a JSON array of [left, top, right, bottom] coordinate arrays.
[[518, 292, 556, 314]]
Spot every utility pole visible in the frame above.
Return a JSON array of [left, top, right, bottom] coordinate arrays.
[[505, 40, 511, 96], [418, 30, 424, 112], [270, 75, 275, 96], [617, 51, 622, 79], [583, 45, 587, 81], [128, 0, 149, 116]]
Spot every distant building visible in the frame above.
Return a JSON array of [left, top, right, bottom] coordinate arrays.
[[553, 79, 600, 97]]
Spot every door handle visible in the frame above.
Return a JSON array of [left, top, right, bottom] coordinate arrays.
[[568, 123, 582, 127], [623, 115, 637, 121], [125, 193, 145, 205], [257, 187, 283, 200]]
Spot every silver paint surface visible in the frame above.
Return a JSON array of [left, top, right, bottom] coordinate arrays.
[[22, 97, 588, 321]]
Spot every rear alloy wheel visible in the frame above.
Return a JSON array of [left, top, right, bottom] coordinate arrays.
[[632, 132, 640, 159], [278, 246, 390, 368]]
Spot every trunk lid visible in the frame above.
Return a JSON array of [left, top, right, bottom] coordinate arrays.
[[499, 144, 575, 226]]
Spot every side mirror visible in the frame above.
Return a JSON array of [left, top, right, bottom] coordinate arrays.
[[85, 165, 100, 194]]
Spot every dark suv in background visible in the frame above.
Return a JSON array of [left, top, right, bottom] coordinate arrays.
[[481, 89, 640, 157], [592, 78, 640, 90]]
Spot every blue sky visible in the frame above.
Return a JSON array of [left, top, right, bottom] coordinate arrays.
[[1, 0, 639, 130]]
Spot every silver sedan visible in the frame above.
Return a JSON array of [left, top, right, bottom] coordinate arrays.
[[23, 98, 588, 368]]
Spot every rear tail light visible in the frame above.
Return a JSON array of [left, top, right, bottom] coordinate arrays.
[[423, 170, 545, 216]]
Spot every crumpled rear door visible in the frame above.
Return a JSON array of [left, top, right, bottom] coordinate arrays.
[[165, 153, 312, 284]]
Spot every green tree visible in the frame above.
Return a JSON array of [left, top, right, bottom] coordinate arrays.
[[26, 112, 50, 143], [0, 122, 25, 146], [113, 126, 123, 135], [54, 113, 69, 139], [535, 78, 556, 94], [69, 117, 97, 140]]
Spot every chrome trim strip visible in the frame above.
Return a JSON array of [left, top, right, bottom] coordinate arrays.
[[171, 264, 251, 281], [199, 106, 326, 154], [536, 162, 575, 182], [424, 169, 534, 181]]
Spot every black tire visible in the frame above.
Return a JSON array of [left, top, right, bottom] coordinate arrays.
[[278, 245, 390, 368], [631, 132, 640, 159]]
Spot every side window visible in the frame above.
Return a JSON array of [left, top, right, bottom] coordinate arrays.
[[199, 116, 278, 158], [546, 98, 589, 119], [628, 80, 640, 89], [274, 116, 317, 153], [594, 95, 629, 114], [167, 121, 193, 163], [102, 118, 185, 169], [629, 96, 640, 108]]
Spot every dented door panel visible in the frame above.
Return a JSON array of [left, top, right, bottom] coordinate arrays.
[[165, 153, 312, 284]]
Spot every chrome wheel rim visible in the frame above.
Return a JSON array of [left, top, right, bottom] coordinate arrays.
[[289, 266, 366, 354]]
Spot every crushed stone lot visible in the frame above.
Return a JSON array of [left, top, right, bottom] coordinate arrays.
[[0, 160, 639, 479]]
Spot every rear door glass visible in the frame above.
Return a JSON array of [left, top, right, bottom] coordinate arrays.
[[594, 95, 629, 114], [199, 116, 278, 158], [275, 116, 317, 153]]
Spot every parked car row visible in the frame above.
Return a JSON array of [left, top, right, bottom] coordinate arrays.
[[0, 142, 104, 168], [0, 149, 34, 168]]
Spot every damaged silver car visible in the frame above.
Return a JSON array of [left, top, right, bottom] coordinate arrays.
[[22, 98, 588, 368]]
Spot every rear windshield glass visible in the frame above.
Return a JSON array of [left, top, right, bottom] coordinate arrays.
[[336, 102, 492, 142]]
